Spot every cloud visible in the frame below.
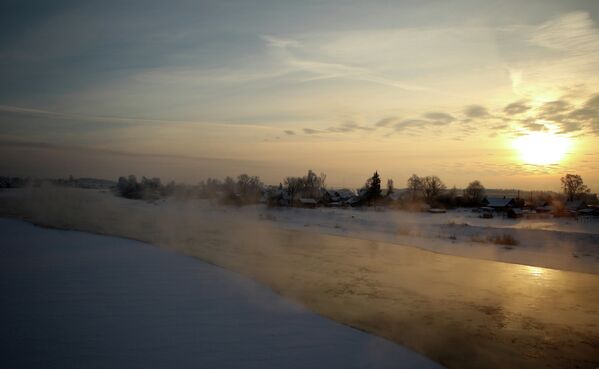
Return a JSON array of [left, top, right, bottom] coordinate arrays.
[[490, 124, 508, 130], [507, 12, 599, 98], [503, 101, 531, 115], [293, 88, 599, 139], [584, 94, 599, 109], [394, 119, 435, 132], [338, 121, 375, 132], [302, 121, 376, 135], [557, 121, 583, 134], [284, 130, 296, 135], [530, 12, 599, 53], [0, 138, 254, 163], [262, 35, 436, 93], [523, 122, 547, 132], [423, 112, 455, 124], [0, 104, 272, 130], [374, 117, 397, 127], [303, 128, 323, 134], [540, 100, 572, 115], [464, 105, 488, 118]]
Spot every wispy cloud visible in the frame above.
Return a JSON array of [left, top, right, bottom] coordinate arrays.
[[0, 138, 255, 163], [507, 12, 599, 98], [503, 101, 531, 115], [422, 112, 455, 124], [262, 35, 437, 93], [374, 117, 398, 127], [464, 105, 489, 118], [303, 128, 323, 134], [0, 105, 273, 130]]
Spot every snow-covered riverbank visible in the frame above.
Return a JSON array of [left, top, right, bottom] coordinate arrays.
[[0, 218, 443, 369]]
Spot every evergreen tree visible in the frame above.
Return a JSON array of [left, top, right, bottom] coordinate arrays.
[[364, 171, 382, 204]]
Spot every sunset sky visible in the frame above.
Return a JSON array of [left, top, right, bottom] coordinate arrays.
[[1, 0, 598, 190]]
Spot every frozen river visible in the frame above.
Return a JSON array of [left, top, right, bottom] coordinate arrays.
[[0, 218, 443, 369]]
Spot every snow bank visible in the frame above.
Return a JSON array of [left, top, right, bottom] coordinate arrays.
[[0, 218, 444, 369]]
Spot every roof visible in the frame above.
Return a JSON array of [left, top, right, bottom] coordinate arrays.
[[565, 200, 586, 210], [485, 197, 514, 208], [324, 188, 355, 198], [335, 189, 355, 198]]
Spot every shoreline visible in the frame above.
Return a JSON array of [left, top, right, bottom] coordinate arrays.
[[1, 187, 599, 369]]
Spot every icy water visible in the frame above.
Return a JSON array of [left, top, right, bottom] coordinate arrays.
[[0, 219, 443, 369]]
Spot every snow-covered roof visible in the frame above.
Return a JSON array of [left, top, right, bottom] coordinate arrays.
[[485, 197, 514, 208], [324, 188, 355, 199], [335, 189, 355, 198], [346, 196, 362, 204]]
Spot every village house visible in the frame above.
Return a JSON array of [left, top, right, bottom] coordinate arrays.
[[565, 199, 588, 212], [321, 188, 356, 205], [298, 197, 319, 208], [482, 197, 516, 212]]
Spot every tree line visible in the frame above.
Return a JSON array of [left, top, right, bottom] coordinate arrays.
[[115, 170, 593, 208]]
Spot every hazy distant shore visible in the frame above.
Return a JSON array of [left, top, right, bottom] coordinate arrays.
[[1, 187, 598, 369]]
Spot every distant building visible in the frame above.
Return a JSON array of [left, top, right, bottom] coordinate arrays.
[[565, 199, 587, 212], [298, 198, 318, 208], [507, 208, 524, 219], [321, 189, 356, 204], [482, 197, 515, 211]]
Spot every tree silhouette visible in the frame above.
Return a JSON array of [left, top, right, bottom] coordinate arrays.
[[407, 174, 423, 200], [561, 174, 590, 201], [387, 178, 394, 195], [421, 176, 446, 204], [464, 180, 485, 206], [364, 171, 382, 204]]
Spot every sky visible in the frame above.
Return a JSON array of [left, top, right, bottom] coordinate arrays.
[[1, 0, 598, 190]]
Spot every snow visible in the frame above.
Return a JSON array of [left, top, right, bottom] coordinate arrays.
[[0, 218, 444, 369], [483, 197, 514, 208]]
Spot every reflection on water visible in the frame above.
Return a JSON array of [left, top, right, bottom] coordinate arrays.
[[525, 266, 544, 279]]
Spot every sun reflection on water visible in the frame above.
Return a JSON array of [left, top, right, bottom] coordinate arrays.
[[526, 266, 545, 279]]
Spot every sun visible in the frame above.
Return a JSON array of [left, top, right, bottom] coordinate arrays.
[[512, 132, 571, 165]]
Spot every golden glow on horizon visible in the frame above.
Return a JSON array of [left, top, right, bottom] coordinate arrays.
[[513, 132, 571, 166]]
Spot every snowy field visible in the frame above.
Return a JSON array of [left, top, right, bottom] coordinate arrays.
[[0, 218, 444, 369]]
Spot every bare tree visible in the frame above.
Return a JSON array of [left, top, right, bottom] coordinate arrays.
[[285, 170, 326, 201], [223, 176, 236, 195], [201, 178, 222, 198], [464, 180, 485, 206], [561, 174, 590, 201], [284, 176, 303, 201], [387, 178, 394, 195], [421, 176, 446, 204], [236, 174, 263, 202], [303, 170, 326, 198], [407, 174, 423, 200]]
